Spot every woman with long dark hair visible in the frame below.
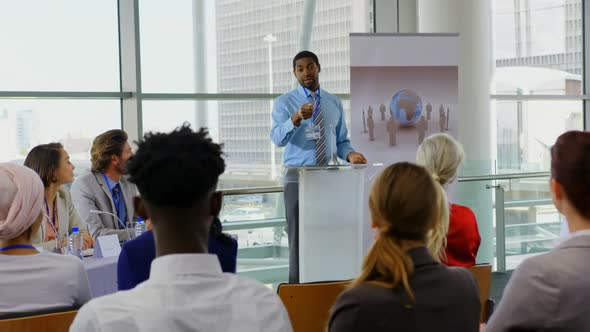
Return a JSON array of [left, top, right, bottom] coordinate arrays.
[[24, 143, 92, 251]]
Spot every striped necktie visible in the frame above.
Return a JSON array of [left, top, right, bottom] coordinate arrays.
[[310, 91, 327, 166]]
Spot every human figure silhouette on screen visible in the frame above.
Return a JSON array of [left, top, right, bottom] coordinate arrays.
[[368, 114, 375, 141], [417, 116, 427, 144], [387, 115, 397, 146], [426, 102, 432, 120]]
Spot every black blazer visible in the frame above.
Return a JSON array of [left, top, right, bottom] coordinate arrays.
[[328, 247, 480, 332]]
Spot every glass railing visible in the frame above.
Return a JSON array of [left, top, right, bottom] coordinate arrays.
[[456, 172, 561, 272], [219, 189, 288, 286], [221, 171, 561, 285]]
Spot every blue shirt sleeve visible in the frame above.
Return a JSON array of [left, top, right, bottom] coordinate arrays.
[[117, 244, 134, 290], [335, 98, 355, 161], [208, 234, 238, 274], [270, 97, 297, 147], [228, 238, 238, 273]]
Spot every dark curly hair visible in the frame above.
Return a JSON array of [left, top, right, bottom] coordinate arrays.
[[127, 123, 225, 208]]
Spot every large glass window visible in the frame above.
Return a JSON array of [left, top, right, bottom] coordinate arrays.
[[139, 0, 200, 93], [142, 100, 203, 135], [0, 1, 120, 91], [495, 100, 582, 173], [139, 0, 307, 94], [494, 0, 583, 94], [0, 1, 121, 167], [139, 1, 370, 186], [0, 100, 122, 169], [493, 0, 584, 173]]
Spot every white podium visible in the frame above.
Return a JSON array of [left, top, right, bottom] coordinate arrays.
[[295, 166, 365, 283]]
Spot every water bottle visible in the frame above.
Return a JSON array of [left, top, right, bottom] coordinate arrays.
[[68, 227, 83, 260], [134, 218, 147, 237]]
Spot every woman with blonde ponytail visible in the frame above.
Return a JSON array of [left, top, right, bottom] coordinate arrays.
[[416, 133, 481, 267], [425, 176, 449, 261], [328, 162, 480, 332]]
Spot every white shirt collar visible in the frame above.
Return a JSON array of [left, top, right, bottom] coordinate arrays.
[[570, 228, 590, 238], [103, 173, 120, 187], [149, 253, 223, 282], [299, 84, 320, 99]]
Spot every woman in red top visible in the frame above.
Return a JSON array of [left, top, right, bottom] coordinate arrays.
[[416, 133, 481, 267]]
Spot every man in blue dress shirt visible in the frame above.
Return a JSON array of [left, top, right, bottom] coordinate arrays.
[[271, 51, 367, 283]]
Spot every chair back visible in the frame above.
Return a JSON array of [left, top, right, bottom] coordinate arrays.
[[278, 280, 350, 332], [468, 264, 492, 322], [0, 308, 78, 332]]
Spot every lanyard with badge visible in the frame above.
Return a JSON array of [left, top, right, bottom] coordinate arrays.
[[102, 173, 125, 226], [43, 197, 58, 241], [304, 87, 322, 141]]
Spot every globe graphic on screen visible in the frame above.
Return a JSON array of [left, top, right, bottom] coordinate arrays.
[[389, 89, 423, 125]]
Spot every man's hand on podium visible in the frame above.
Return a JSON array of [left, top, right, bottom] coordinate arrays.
[[347, 151, 367, 164]]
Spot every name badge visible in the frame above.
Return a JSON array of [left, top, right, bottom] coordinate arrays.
[[305, 126, 320, 140]]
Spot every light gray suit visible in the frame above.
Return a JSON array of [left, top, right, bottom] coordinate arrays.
[[32, 187, 88, 252], [70, 171, 137, 242], [486, 234, 590, 332]]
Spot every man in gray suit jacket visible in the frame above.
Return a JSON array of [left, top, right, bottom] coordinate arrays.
[[71, 130, 137, 242]]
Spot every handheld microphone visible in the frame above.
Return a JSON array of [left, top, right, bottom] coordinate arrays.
[[42, 213, 61, 253], [89, 210, 131, 241]]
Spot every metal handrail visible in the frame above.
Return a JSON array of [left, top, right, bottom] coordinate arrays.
[[220, 171, 550, 195], [221, 186, 283, 196], [458, 171, 549, 182], [222, 218, 286, 231], [503, 198, 553, 208]]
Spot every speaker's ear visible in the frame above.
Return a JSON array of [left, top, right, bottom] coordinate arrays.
[[550, 178, 564, 213], [133, 195, 149, 220], [210, 191, 223, 217]]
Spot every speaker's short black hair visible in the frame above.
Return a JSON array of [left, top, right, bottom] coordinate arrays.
[[127, 123, 225, 208], [292, 50, 320, 69]]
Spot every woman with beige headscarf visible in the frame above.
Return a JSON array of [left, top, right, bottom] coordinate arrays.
[[0, 163, 91, 313]]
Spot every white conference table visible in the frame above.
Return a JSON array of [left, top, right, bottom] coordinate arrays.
[[83, 255, 119, 298]]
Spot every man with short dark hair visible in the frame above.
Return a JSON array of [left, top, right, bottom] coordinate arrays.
[[271, 51, 367, 283], [71, 124, 293, 332], [71, 129, 137, 242]]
